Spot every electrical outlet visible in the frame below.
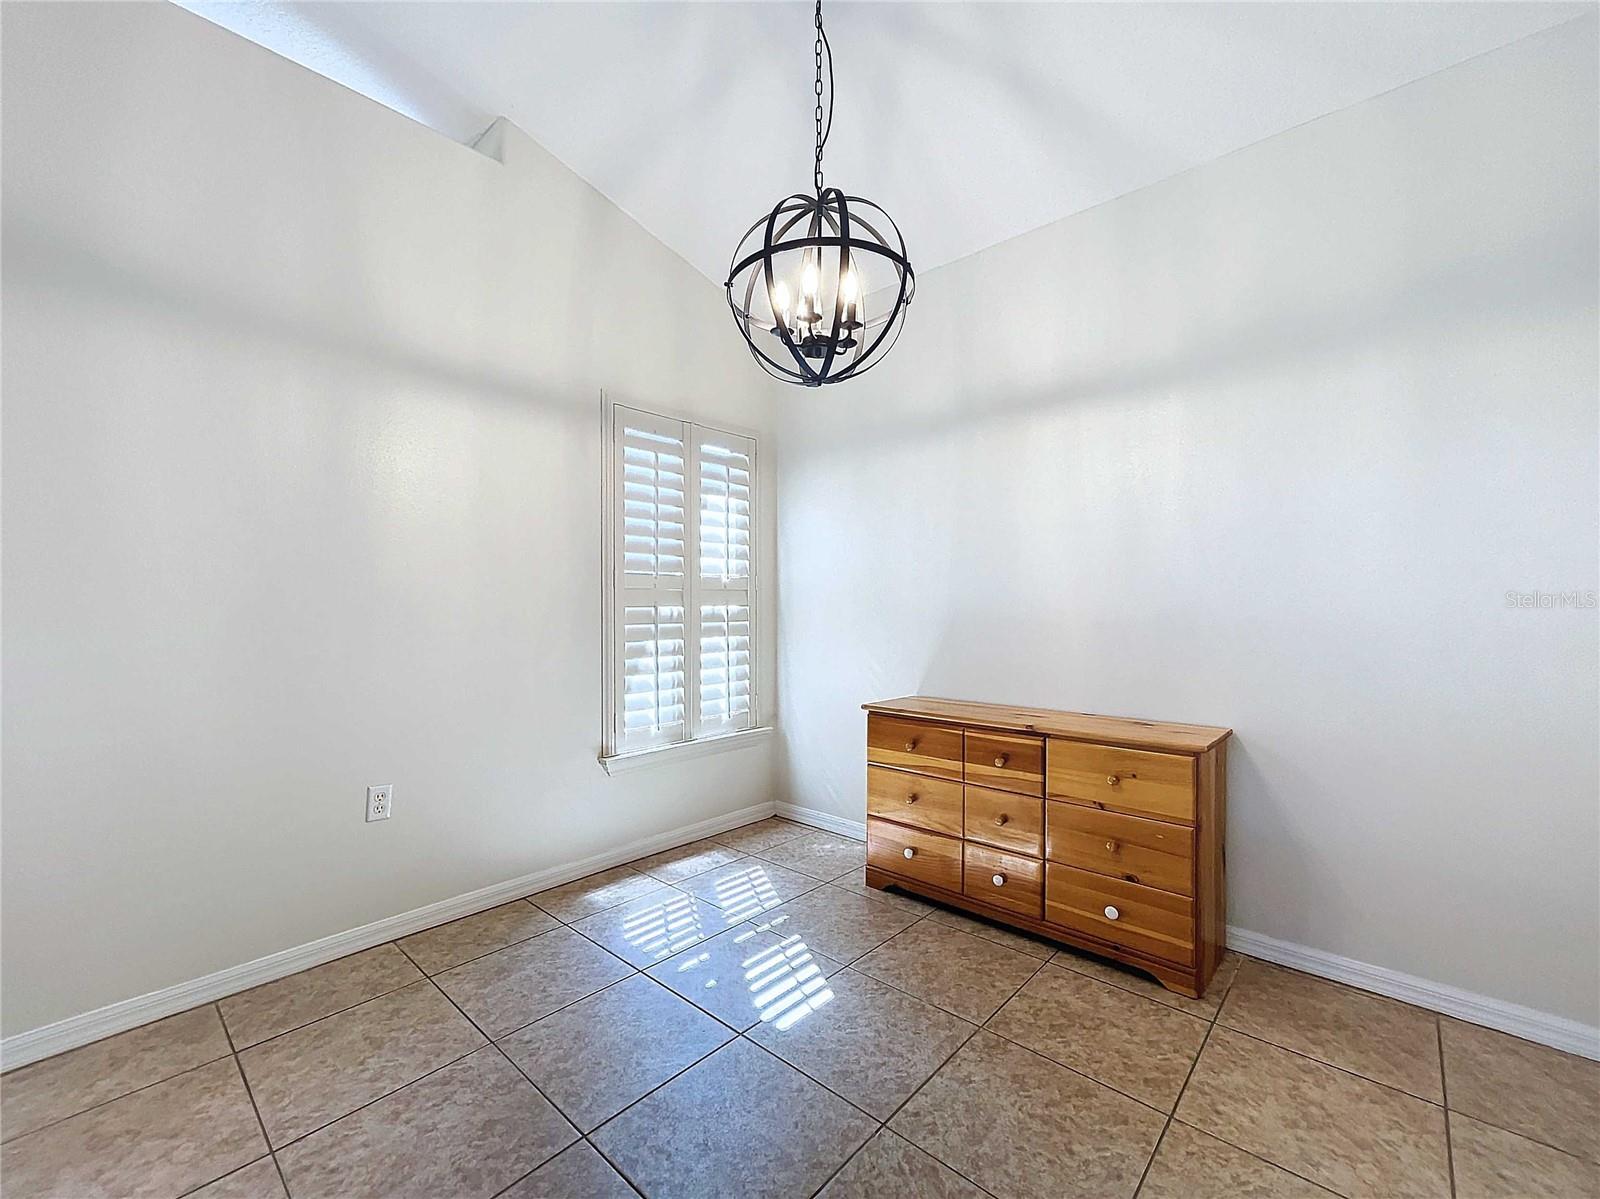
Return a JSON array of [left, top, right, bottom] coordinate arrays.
[[366, 784, 393, 822]]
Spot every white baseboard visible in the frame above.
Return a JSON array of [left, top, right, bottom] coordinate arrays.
[[776, 801, 866, 841], [772, 804, 1598, 1061], [15, 800, 1591, 1069], [0, 801, 777, 1071], [1228, 926, 1600, 1062]]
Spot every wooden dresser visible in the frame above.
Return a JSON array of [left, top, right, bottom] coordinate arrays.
[[863, 696, 1232, 998]]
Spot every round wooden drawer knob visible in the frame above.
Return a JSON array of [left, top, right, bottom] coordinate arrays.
[[1106, 775, 1120, 786], [993, 755, 1007, 767], [1104, 905, 1120, 921], [1105, 840, 1119, 853], [903, 847, 915, 860], [992, 874, 1007, 887], [994, 814, 1009, 826]]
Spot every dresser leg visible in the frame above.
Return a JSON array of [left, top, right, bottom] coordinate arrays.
[[1124, 957, 1202, 999]]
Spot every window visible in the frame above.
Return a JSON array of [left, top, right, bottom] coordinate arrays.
[[604, 405, 757, 758]]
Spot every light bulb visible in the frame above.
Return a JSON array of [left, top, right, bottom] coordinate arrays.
[[840, 268, 860, 303], [801, 261, 819, 298], [770, 280, 790, 315]]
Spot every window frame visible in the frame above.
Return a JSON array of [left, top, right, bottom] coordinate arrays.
[[600, 399, 765, 769]]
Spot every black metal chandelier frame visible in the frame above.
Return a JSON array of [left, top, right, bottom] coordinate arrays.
[[724, 0, 915, 387]]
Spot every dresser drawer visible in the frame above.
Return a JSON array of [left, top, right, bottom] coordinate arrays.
[[1045, 803, 1194, 896], [867, 818, 962, 892], [964, 844, 1043, 919], [867, 715, 963, 781], [964, 731, 1044, 795], [965, 785, 1043, 857], [867, 766, 963, 837], [1047, 739, 1196, 823], [1045, 864, 1194, 966]]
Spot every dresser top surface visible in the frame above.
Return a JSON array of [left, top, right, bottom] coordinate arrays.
[[862, 695, 1232, 753]]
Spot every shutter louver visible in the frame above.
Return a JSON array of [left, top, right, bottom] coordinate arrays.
[[697, 439, 752, 584], [622, 423, 686, 582], [622, 604, 687, 746], [699, 603, 752, 731]]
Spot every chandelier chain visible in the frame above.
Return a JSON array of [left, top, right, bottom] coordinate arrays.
[[723, 0, 912, 386], [813, 0, 832, 194]]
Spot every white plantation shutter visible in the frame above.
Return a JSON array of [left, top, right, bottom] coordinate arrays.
[[697, 438, 753, 584], [615, 410, 689, 751], [621, 603, 687, 746], [695, 430, 755, 735], [698, 602, 752, 732], [620, 416, 686, 583], [607, 407, 758, 755]]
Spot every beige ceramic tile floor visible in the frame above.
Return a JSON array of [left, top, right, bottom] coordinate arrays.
[[3, 816, 1597, 1199]]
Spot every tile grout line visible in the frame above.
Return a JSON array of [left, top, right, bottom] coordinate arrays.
[[1438, 1015, 1457, 1198], [3, 831, 863, 1156], [212, 1002, 294, 1199], [816, 950, 1060, 1198], [1181, 962, 1337, 1191], [1131, 1021, 1215, 1197], [1210, 1023, 1449, 1108], [0, 824, 793, 1086], [1047, 948, 1236, 1019], [574, 1133, 647, 1199], [224, 964, 428, 1056], [975, 1023, 1179, 1121], [401, 946, 620, 1195], [1177, 955, 1418, 1196], [473, 880, 925, 1196], [1176, 952, 1415, 1198], [0, 836, 999, 1181], [0, 1043, 240, 1150], [812, 949, 1059, 1199], [719, 894, 1198, 1190], [247, 962, 510, 1161], [172, 1155, 281, 1199], [0, 952, 435, 1155], [1163, 1117, 1348, 1197], [1140, 968, 1381, 1199], [393, 903, 562, 978], [233, 927, 615, 1158], [582, 860, 1541, 1193], [471, 823, 825, 1196], [491, 1017, 728, 1196], [263, 1043, 488, 1159], [973, 952, 1361, 1197], [18, 825, 1573, 1198], [485, 1038, 647, 1199], [876, 902, 1600, 1171]]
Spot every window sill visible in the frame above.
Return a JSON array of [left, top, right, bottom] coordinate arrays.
[[599, 726, 775, 776]]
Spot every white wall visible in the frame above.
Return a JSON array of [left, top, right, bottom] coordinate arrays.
[[1, 2, 779, 1038], [777, 17, 1599, 1026]]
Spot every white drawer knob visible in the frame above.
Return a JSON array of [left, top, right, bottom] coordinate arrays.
[[993, 755, 1007, 767], [992, 873, 1006, 887], [903, 847, 915, 859], [1106, 775, 1120, 786], [1104, 905, 1120, 920]]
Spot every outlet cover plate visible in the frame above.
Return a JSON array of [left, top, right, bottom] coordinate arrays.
[[366, 784, 393, 822]]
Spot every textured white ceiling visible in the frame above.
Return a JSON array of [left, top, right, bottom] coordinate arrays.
[[180, 1, 1585, 282]]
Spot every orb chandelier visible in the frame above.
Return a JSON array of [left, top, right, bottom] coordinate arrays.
[[725, 0, 915, 386]]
